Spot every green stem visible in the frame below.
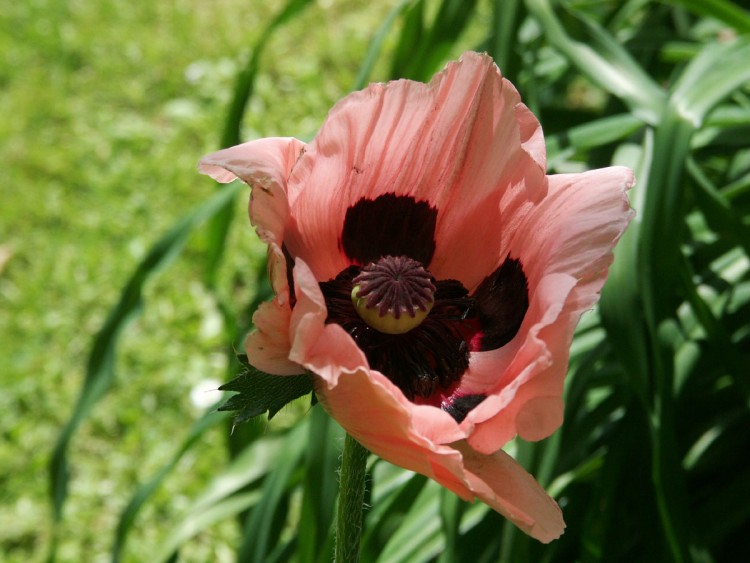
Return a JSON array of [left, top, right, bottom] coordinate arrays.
[[335, 433, 369, 563]]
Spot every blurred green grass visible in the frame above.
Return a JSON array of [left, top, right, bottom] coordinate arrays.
[[0, 1, 408, 561]]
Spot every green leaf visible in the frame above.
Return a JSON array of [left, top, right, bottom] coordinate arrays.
[[112, 409, 228, 562], [352, 0, 412, 90], [218, 358, 313, 422], [152, 427, 292, 563], [378, 479, 444, 562], [390, 0, 480, 81], [525, 0, 666, 124], [486, 0, 524, 84], [662, 0, 750, 33], [297, 408, 343, 563], [670, 36, 750, 127], [236, 422, 309, 563], [437, 489, 463, 563], [546, 113, 644, 167]]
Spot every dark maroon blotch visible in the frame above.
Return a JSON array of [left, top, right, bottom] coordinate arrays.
[[472, 257, 529, 351], [282, 243, 297, 308], [341, 194, 438, 266]]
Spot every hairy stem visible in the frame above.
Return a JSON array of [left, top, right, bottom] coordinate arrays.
[[335, 433, 369, 562]]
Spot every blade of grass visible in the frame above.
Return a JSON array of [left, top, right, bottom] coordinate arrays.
[[297, 408, 343, 562], [687, 157, 750, 257], [390, 0, 480, 81], [677, 253, 750, 399], [637, 107, 699, 563], [670, 36, 750, 128], [152, 427, 289, 563], [487, 0, 524, 84], [546, 113, 644, 167], [437, 488, 463, 563], [378, 480, 486, 563], [360, 468, 428, 562], [600, 32, 750, 563], [155, 492, 261, 563], [236, 420, 309, 562], [389, 0, 425, 80]]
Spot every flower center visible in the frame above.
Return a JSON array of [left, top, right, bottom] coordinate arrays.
[[350, 255, 436, 334]]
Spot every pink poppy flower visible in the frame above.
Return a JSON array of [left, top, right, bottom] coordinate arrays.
[[199, 52, 634, 542]]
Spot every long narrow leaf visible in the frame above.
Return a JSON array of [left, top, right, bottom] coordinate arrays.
[[352, 0, 413, 90], [297, 408, 343, 562], [525, 0, 666, 124], [487, 0, 524, 84], [237, 420, 309, 562], [662, 0, 750, 33], [152, 427, 290, 563], [670, 36, 750, 127]]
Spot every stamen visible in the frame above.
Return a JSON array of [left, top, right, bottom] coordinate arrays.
[[351, 256, 436, 334]]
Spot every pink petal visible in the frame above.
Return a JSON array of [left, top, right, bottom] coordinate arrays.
[[199, 137, 305, 299], [244, 297, 304, 376], [314, 368, 474, 498], [516, 102, 546, 171], [281, 52, 547, 288], [460, 167, 634, 452], [510, 166, 635, 286], [515, 396, 565, 441], [462, 273, 576, 451], [198, 137, 305, 247], [455, 442, 565, 543], [316, 367, 565, 541]]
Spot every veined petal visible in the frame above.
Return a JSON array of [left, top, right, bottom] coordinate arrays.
[[199, 137, 305, 300], [199, 137, 305, 247], [244, 297, 303, 376], [455, 442, 565, 543], [516, 102, 546, 171], [510, 166, 635, 285], [282, 52, 547, 287], [315, 369, 471, 495], [460, 168, 634, 452], [316, 365, 564, 542], [199, 52, 637, 543]]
